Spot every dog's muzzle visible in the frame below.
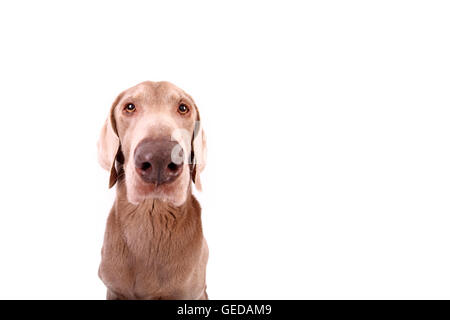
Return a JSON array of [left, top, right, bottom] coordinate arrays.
[[134, 139, 184, 185]]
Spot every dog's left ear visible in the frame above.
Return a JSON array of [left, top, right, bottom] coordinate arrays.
[[191, 108, 207, 191], [97, 93, 122, 188]]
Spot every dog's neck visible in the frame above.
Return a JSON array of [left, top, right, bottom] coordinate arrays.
[[112, 179, 203, 259]]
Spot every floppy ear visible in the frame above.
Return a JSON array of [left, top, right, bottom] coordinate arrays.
[[97, 94, 122, 188], [191, 113, 207, 191]]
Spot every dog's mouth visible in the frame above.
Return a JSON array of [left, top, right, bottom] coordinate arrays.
[[137, 170, 182, 190], [126, 163, 186, 204]]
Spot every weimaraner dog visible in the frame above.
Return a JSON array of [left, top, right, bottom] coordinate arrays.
[[97, 81, 208, 300]]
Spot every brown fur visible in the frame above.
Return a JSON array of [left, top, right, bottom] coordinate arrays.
[[99, 178, 208, 300], [97, 81, 208, 300]]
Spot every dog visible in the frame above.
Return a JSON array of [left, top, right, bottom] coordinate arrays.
[[97, 81, 208, 300]]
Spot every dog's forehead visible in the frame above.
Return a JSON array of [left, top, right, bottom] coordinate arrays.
[[124, 81, 188, 106]]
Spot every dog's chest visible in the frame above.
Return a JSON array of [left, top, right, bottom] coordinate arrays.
[[100, 205, 204, 299]]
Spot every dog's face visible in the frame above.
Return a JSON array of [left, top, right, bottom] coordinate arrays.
[[98, 81, 206, 206]]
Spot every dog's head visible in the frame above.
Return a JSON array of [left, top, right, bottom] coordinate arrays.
[[97, 81, 206, 206]]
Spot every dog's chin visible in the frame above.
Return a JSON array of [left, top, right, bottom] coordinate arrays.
[[125, 169, 190, 207]]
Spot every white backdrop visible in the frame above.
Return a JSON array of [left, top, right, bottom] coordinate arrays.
[[0, 1, 449, 299]]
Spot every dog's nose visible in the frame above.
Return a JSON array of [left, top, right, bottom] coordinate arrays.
[[134, 139, 184, 185]]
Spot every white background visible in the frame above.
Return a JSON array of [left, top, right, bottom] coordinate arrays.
[[0, 1, 449, 299]]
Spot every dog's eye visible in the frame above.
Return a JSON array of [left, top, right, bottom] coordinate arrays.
[[178, 104, 189, 114], [124, 103, 136, 113]]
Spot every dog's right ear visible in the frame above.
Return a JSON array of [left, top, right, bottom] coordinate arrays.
[[97, 93, 122, 188]]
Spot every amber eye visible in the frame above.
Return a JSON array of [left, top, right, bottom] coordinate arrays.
[[124, 103, 136, 113], [178, 104, 189, 114]]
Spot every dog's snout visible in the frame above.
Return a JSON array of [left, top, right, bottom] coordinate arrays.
[[134, 139, 184, 185]]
